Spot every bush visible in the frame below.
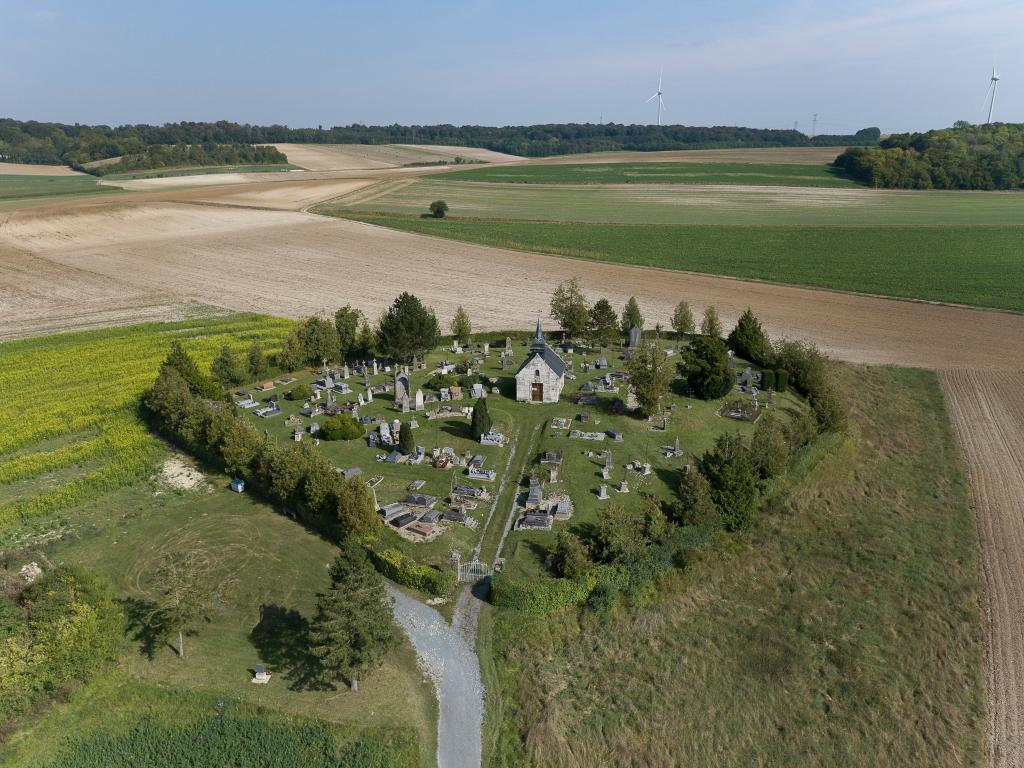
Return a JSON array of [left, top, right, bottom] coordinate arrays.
[[775, 369, 789, 392], [426, 373, 459, 390], [760, 369, 776, 391], [491, 572, 597, 614], [320, 414, 363, 441], [286, 384, 312, 401], [366, 548, 454, 596]]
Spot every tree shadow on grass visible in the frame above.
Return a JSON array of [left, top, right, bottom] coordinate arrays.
[[249, 603, 331, 691], [121, 596, 171, 660]]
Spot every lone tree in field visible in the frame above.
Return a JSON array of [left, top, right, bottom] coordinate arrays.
[[450, 306, 472, 346], [550, 278, 591, 338], [150, 549, 221, 660], [727, 308, 772, 366], [469, 396, 492, 440], [429, 200, 449, 218], [589, 298, 619, 346], [626, 340, 673, 417], [376, 292, 440, 362], [701, 305, 723, 339], [671, 299, 695, 339], [620, 296, 644, 335], [309, 542, 395, 692], [334, 305, 365, 360], [682, 335, 733, 400]]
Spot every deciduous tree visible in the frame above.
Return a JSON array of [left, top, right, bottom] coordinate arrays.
[[700, 305, 723, 339], [450, 306, 472, 346], [626, 341, 673, 416], [334, 306, 364, 360], [671, 299, 695, 338], [549, 278, 591, 339]]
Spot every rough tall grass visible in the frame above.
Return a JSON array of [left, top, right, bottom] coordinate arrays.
[[480, 366, 985, 767]]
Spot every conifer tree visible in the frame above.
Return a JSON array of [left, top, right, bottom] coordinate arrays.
[[469, 396, 492, 440], [309, 543, 395, 692]]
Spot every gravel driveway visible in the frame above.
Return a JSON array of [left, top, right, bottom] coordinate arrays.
[[388, 582, 485, 768]]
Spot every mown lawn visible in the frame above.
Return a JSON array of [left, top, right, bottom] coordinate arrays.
[[444, 161, 859, 187], [337, 215, 1024, 312], [478, 366, 986, 767], [0, 483, 436, 767]]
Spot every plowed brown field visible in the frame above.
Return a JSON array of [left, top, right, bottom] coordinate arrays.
[[941, 370, 1024, 768]]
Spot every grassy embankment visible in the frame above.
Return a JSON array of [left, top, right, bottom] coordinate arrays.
[[102, 164, 300, 180], [315, 171, 1024, 312], [479, 366, 986, 767], [0, 174, 123, 211]]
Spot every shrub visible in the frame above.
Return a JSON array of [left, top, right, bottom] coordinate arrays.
[[286, 384, 312, 401], [366, 548, 454, 596], [775, 369, 789, 392], [426, 373, 459, 390], [750, 413, 790, 479], [490, 572, 597, 614], [398, 423, 414, 454], [429, 199, 449, 218], [320, 414, 363, 441], [760, 369, 776, 391]]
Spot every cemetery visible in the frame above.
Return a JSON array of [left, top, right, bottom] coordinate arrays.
[[235, 318, 810, 581]]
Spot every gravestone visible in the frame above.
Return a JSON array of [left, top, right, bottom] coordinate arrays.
[[618, 479, 629, 494], [372, 359, 379, 376], [482, 342, 490, 355], [504, 336, 513, 356], [394, 371, 410, 404], [598, 483, 609, 500], [366, 388, 373, 403], [357, 393, 365, 406], [415, 388, 424, 411], [549, 467, 558, 483], [401, 394, 410, 413], [602, 465, 611, 480], [628, 325, 642, 348], [343, 364, 350, 379], [363, 369, 370, 387]]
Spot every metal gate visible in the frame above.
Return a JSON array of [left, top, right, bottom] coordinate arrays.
[[458, 560, 493, 582]]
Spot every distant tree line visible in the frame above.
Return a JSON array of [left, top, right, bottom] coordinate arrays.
[[0, 117, 881, 169], [834, 122, 1024, 189], [93, 143, 287, 176]]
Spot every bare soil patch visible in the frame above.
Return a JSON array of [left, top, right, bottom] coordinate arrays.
[[940, 370, 1024, 768], [0, 162, 85, 176], [158, 455, 205, 490]]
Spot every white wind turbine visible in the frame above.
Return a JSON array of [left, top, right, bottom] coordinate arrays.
[[983, 65, 1000, 124], [646, 70, 665, 126]]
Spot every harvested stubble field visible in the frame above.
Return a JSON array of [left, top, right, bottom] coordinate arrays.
[[268, 143, 520, 171]]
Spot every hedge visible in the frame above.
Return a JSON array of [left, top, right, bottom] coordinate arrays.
[[775, 369, 789, 393], [367, 547, 455, 596]]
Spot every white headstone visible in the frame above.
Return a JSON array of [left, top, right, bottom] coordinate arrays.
[[618, 479, 629, 494], [401, 394, 410, 413], [343, 364, 350, 379], [598, 484, 609, 500], [357, 393, 365, 406], [415, 389, 424, 411], [372, 359, 379, 376], [367, 388, 373, 402]]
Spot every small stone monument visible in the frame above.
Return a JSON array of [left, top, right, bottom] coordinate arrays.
[[549, 466, 558, 483], [618, 478, 629, 494], [628, 325, 642, 348], [358, 393, 365, 406], [598, 484, 609, 500], [602, 465, 611, 480], [504, 336, 513, 356], [366, 388, 373, 403], [372, 359, 379, 376], [343, 364, 350, 379], [415, 388, 424, 411], [401, 393, 410, 413]]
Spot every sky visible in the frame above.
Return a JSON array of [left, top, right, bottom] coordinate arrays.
[[0, 0, 1020, 134]]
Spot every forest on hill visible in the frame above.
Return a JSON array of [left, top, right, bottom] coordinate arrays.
[[834, 123, 1024, 189], [0, 118, 880, 168]]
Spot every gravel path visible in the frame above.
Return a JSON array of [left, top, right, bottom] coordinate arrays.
[[388, 584, 485, 768]]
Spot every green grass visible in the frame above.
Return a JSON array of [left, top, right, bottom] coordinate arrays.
[[0, 174, 122, 210], [479, 366, 986, 767], [338, 215, 1024, 312], [444, 161, 859, 187], [317, 177, 1024, 226], [315, 173, 1024, 311], [0, 315, 293, 546], [102, 164, 299, 180], [0, 483, 435, 767]]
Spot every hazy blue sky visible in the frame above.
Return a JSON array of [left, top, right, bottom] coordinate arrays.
[[1, 0, 1020, 133]]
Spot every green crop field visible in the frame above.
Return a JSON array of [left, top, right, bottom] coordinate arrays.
[[444, 161, 859, 187], [0, 174, 123, 210], [479, 367, 986, 767], [0, 314, 292, 547], [102, 163, 299, 180], [315, 174, 1024, 312]]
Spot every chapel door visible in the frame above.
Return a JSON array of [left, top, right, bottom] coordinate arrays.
[[531, 382, 544, 402]]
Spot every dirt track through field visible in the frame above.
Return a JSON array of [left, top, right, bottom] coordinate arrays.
[[0, 181, 1022, 766], [941, 370, 1024, 768]]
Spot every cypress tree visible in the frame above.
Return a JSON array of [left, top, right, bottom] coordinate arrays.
[[398, 422, 415, 454], [470, 396, 491, 440]]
